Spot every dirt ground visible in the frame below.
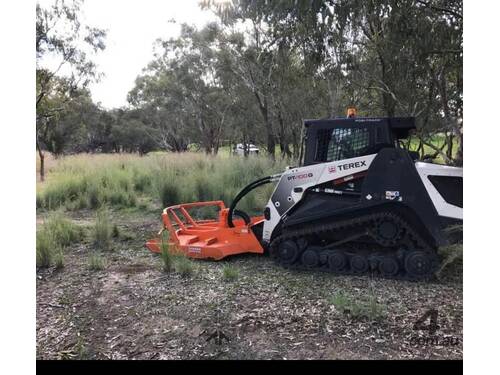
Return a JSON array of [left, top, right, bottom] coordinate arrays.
[[36, 210, 463, 360]]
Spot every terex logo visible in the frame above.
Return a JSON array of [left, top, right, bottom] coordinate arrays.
[[287, 172, 313, 181], [328, 165, 336, 173], [338, 160, 367, 171]]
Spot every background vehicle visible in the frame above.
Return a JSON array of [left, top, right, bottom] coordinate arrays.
[[234, 143, 259, 156]]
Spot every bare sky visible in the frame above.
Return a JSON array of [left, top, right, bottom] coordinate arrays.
[[39, 0, 218, 109]]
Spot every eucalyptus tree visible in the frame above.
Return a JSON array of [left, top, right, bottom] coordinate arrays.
[[233, 0, 462, 165], [36, 0, 106, 179], [129, 23, 234, 154]]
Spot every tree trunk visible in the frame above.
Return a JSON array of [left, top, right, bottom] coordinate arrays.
[[38, 149, 45, 182], [417, 139, 424, 159], [243, 133, 249, 157], [267, 133, 276, 159], [276, 107, 292, 159], [446, 133, 454, 160], [36, 140, 45, 182], [455, 132, 463, 166], [253, 92, 275, 159]]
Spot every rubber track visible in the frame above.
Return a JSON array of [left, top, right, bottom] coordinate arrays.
[[269, 210, 440, 281]]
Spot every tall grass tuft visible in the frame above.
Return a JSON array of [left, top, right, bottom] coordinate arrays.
[[222, 265, 239, 282], [437, 224, 463, 278], [160, 232, 173, 272], [174, 254, 195, 278], [112, 224, 120, 238], [93, 208, 113, 250], [36, 230, 55, 268], [54, 248, 65, 270], [43, 211, 83, 247], [36, 212, 82, 268], [88, 253, 105, 271], [158, 178, 180, 208]]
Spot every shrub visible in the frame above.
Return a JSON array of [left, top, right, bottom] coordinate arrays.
[[93, 208, 112, 250], [222, 265, 239, 282]]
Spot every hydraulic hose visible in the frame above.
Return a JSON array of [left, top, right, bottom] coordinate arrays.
[[227, 173, 282, 228]]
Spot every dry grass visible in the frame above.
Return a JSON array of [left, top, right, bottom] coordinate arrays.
[[36, 152, 58, 185], [36, 152, 289, 214]]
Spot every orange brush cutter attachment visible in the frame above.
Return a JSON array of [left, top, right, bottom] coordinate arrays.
[[145, 200, 264, 260]]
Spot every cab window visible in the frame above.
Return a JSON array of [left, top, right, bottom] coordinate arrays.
[[315, 127, 370, 162]]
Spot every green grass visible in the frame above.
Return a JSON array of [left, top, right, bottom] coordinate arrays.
[[42, 211, 83, 247], [112, 224, 120, 238], [437, 224, 463, 278], [93, 208, 113, 251], [87, 253, 105, 271], [406, 133, 460, 164], [53, 249, 65, 270], [328, 291, 387, 321], [36, 211, 83, 268], [329, 291, 351, 313], [37, 153, 289, 215], [36, 230, 56, 268], [173, 254, 195, 278], [160, 232, 173, 273], [222, 264, 239, 282], [36, 136, 457, 213]]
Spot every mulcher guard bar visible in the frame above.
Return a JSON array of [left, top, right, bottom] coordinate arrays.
[[145, 201, 264, 260]]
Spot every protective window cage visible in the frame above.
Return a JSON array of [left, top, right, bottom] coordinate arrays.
[[315, 127, 370, 162]]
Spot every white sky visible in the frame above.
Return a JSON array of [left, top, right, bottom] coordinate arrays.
[[38, 0, 218, 109]]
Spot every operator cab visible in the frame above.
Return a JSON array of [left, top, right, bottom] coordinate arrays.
[[302, 117, 416, 166]]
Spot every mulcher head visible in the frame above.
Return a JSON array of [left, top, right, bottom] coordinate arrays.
[[145, 201, 264, 260]]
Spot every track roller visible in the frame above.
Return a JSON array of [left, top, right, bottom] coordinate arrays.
[[327, 250, 348, 272], [349, 254, 369, 274], [378, 256, 400, 277]]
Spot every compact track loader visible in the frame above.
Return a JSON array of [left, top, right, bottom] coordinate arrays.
[[146, 115, 463, 280]]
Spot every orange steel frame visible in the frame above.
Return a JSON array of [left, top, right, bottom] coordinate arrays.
[[145, 201, 264, 260]]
